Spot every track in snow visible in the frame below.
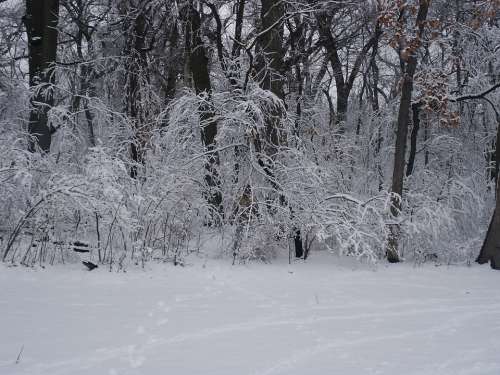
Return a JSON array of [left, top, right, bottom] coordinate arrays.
[[1, 254, 499, 375]]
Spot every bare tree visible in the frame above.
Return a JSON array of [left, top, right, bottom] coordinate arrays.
[[316, 0, 381, 128]]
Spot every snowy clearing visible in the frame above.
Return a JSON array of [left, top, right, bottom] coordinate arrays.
[[1, 254, 500, 375]]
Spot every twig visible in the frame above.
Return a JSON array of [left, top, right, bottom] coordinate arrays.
[[15, 345, 24, 364]]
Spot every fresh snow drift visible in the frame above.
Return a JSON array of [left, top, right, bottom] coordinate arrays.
[[1, 254, 500, 375]]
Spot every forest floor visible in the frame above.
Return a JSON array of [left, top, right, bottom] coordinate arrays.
[[1, 252, 500, 375]]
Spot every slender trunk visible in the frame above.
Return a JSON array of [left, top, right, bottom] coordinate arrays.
[[406, 103, 421, 177], [80, 63, 96, 147], [370, 41, 383, 190], [387, 73, 414, 263], [232, 0, 246, 58], [386, 0, 430, 263], [95, 212, 102, 263], [370, 21, 381, 113], [228, 0, 246, 87], [295, 63, 303, 136], [317, 13, 381, 129]]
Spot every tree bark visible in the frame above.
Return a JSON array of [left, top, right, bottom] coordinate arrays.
[[316, 12, 381, 129], [186, 4, 223, 218], [123, 2, 150, 178], [231, 0, 246, 60], [257, 0, 285, 150], [386, 0, 430, 263], [257, 0, 304, 257], [24, 0, 60, 153], [477, 203, 500, 269], [477, 119, 500, 269], [406, 103, 421, 177]]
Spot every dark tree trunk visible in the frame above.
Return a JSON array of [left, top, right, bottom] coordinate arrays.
[[254, 0, 287, 169], [316, 14, 347, 127], [316, 13, 381, 130], [477, 205, 500, 269], [477, 119, 500, 269], [73, 58, 97, 147], [225, 0, 246, 88], [386, 0, 429, 263], [387, 76, 414, 263], [258, 0, 304, 258], [369, 20, 381, 113], [164, 21, 179, 104], [294, 230, 304, 258], [231, 0, 246, 60], [24, 0, 60, 153], [258, 0, 285, 150], [336, 91, 348, 127], [123, 2, 150, 178], [369, 27, 383, 190], [406, 103, 421, 177], [186, 4, 222, 218]]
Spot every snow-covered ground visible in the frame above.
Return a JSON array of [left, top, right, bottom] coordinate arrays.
[[1, 253, 500, 375]]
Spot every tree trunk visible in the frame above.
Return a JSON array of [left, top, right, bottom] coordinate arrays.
[[123, 2, 150, 178], [336, 90, 348, 127], [24, 0, 60, 153], [186, 4, 222, 218], [477, 204, 500, 269], [386, 0, 429, 263], [387, 72, 414, 262], [477, 118, 500, 269], [231, 0, 246, 61], [258, 0, 304, 257], [258, 0, 285, 150], [316, 13, 381, 130], [406, 103, 421, 177]]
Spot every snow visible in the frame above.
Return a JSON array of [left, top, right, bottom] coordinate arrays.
[[1, 254, 500, 375]]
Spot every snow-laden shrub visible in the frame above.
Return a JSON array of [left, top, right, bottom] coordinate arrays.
[[1, 45, 496, 268], [0, 94, 205, 267]]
